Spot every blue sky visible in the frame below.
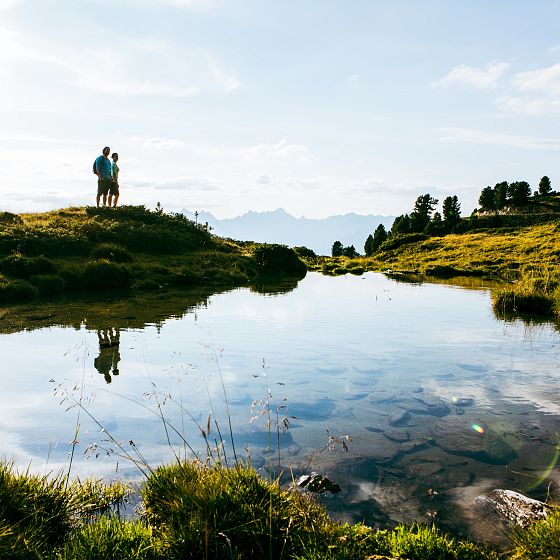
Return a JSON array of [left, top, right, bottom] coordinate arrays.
[[1, 0, 560, 218]]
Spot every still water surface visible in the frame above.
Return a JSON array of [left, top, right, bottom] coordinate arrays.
[[1, 272, 560, 540]]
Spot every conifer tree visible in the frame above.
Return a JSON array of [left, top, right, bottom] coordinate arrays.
[[538, 176, 552, 196]]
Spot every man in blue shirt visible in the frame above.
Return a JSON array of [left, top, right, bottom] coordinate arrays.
[[95, 146, 113, 207]]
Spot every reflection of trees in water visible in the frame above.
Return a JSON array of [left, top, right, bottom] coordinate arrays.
[[251, 277, 301, 296], [94, 328, 121, 384]]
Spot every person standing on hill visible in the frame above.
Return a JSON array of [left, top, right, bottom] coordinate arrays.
[[108, 152, 120, 207], [94, 146, 112, 207]]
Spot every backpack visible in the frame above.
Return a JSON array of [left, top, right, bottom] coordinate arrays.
[[92, 159, 97, 175]]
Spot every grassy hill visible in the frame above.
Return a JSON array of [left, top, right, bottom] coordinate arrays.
[[0, 206, 306, 303]]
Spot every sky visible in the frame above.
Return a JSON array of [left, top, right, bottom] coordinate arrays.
[[1, 0, 560, 219]]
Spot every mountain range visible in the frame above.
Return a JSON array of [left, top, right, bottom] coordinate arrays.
[[179, 208, 395, 255]]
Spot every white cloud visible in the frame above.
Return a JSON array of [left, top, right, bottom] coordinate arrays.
[[512, 62, 560, 95], [439, 127, 560, 151], [131, 137, 186, 150], [436, 61, 510, 90], [128, 177, 219, 191], [239, 139, 314, 163], [0, 0, 19, 10], [0, 27, 240, 99], [159, 0, 219, 9], [494, 63, 560, 115], [496, 95, 560, 115]]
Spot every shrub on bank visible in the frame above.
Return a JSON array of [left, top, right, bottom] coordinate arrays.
[[81, 261, 132, 290], [29, 273, 65, 295], [92, 243, 134, 263], [293, 246, 317, 259], [0, 279, 37, 302], [254, 244, 307, 277], [0, 254, 54, 278], [378, 233, 428, 252]]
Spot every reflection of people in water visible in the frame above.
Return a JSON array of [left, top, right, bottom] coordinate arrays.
[[94, 328, 121, 383]]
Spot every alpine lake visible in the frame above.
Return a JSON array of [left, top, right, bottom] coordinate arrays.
[[1, 271, 559, 543]]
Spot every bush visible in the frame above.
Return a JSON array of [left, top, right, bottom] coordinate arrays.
[[0, 212, 23, 225], [172, 268, 204, 286], [378, 233, 428, 252], [91, 243, 133, 263], [0, 279, 37, 302], [0, 255, 54, 278], [293, 246, 317, 258], [348, 267, 365, 275], [81, 261, 132, 290], [29, 274, 65, 295], [254, 244, 307, 277]]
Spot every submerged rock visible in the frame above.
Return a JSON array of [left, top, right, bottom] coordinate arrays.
[[430, 417, 518, 464], [389, 410, 412, 427], [384, 430, 410, 443], [474, 489, 550, 527], [296, 472, 341, 494]]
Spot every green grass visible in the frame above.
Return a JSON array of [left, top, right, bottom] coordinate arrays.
[[56, 517, 163, 560], [3, 460, 560, 559], [0, 206, 306, 303], [0, 460, 512, 560], [509, 507, 560, 559]]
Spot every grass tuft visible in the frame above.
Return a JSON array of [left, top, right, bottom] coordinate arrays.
[[509, 506, 560, 559]]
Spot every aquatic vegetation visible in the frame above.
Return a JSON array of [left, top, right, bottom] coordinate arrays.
[[492, 267, 560, 317]]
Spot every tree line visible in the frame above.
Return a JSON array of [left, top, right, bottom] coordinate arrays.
[[478, 176, 552, 211], [330, 175, 555, 257]]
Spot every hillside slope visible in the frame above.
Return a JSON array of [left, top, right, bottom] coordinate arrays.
[[0, 206, 306, 303]]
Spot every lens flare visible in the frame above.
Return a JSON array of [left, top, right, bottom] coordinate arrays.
[[471, 423, 485, 434]]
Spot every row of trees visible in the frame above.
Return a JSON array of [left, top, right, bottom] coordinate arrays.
[[389, 194, 461, 237], [478, 176, 552, 211], [331, 176, 556, 257], [331, 241, 358, 257], [331, 193, 462, 257]]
